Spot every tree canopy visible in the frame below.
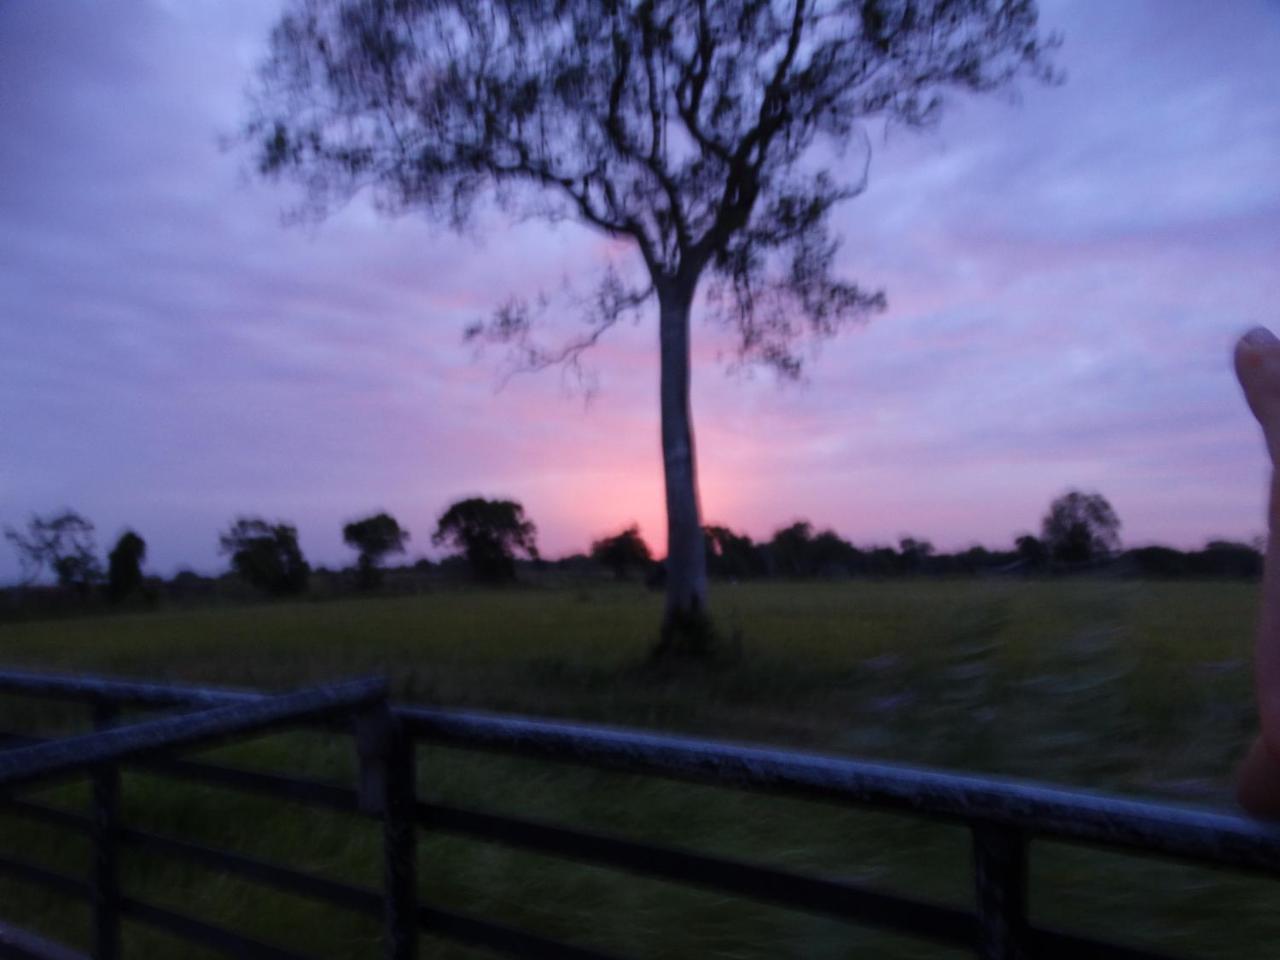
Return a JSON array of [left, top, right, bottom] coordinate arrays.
[[1014, 533, 1048, 571], [591, 524, 653, 580], [106, 530, 147, 603], [1041, 491, 1121, 565], [343, 512, 409, 588], [219, 517, 311, 596], [246, 0, 1058, 651], [704, 525, 766, 579], [432, 497, 539, 582], [250, 0, 1056, 377], [897, 536, 935, 573], [4, 510, 101, 594]]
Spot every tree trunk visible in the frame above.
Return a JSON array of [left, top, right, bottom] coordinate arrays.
[[655, 279, 711, 656]]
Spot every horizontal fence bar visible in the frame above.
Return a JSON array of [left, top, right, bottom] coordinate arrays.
[[0, 732, 361, 815], [0, 791, 621, 960], [0, 670, 1274, 960], [0, 754, 979, 950], [420, 800, 978, 948], [124, 826, 383, 916], [1027, 928, 1180, 960], [0, 795, 1184, 960], [0, 671, 264, 709], [145, 753, 361, 810], [0, 854, 89, 901], [0, 795, 374, 918], [419, 905, 625, 960], [4, 670, 1277, 878], [0, 796, 92, 832], [119, 899, 315, 960], [402, 706, 1280, 875], [0, 679, 386, 792], [0, 853, 337, 960], [0, 923, 88, 960], [120, 819, 626, 960]]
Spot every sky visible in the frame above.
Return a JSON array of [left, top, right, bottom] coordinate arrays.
[[2, 1, 1279, 582]]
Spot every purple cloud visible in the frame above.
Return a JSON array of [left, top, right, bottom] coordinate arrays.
[[1, 0, 1278, 582]]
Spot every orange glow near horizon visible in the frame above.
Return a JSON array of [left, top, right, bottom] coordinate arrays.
[[2, 0, 1278, 584], [503, 441, 755, 559]]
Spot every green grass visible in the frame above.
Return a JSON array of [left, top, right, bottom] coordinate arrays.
[[0, 579, 1275, 957]]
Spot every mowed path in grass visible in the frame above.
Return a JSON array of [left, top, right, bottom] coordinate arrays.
[[0, 579, 1274, 958]]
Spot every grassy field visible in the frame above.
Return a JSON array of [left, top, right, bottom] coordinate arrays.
[[0, 578, 1275, 958]]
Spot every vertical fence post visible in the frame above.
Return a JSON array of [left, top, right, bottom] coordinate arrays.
[[358, 701, 417, 960], [90, 700, 121, 960], [971, 825, 1027, 960]]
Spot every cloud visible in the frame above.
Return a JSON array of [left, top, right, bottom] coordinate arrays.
[[1, 0, 1278, 580]]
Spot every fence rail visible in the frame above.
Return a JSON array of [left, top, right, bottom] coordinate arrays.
[[1, 669, 1279, 959]]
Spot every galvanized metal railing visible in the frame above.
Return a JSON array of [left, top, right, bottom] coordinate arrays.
[[1, 669, 1279, 959], [0, 674, 405, 960]]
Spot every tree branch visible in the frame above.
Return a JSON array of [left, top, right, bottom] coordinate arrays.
[[465, 270, 656, 393]]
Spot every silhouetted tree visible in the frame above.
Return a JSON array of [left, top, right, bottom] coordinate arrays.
[[1014, 533, 1048, 572], [554, 553, 597, 578], [342, 512, 409, 589], [1119, 542, 1263, 580], [432, 498, 538, 583], [768, 521, 815, 577], [106, 530, 147, 603], [1041, 491, 1121, 565], [858, 546, 896, 577], [898, 536, 934, 574], [953, 545, 992, 574], [219, 518, 310, 596], [164, 569, 217, 605], [4, 511, 101, 595], [591, 525, 653, 581], [704, 525, 765, 580], [246, 0, 1058, 654], [1192, 540, 1262, 579], [1122, 546, 1187, 579], [810, 530, 859, 577], [761, 522, 860, 577]]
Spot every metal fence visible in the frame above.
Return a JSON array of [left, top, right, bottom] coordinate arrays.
[[1, 669, 1279, 960]]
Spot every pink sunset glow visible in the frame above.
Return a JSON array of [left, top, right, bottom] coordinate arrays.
[[2, 1, 1279, 579]]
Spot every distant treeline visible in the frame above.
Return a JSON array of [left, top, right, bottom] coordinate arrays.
[[0, 490, 1263, 620], [563, 523, 1262, 582]]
